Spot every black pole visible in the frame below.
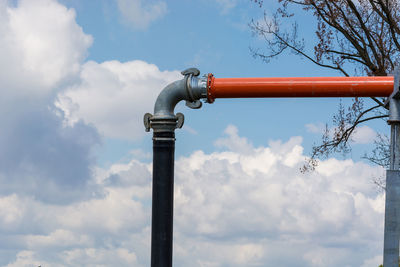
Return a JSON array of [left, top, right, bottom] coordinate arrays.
[[151, 131, 175, 267], [143, 68, 206, 266]]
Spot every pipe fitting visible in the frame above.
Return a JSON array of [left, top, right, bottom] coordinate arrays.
[[144, 68, 208, 133]]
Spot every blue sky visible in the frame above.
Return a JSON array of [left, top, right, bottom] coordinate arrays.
[[58, 0, 386, 166], [0, 0, 389, 266]]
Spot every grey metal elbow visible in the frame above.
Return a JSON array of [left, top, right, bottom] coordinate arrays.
[[153, 79, 187, 118], [144, 68, 208, 133]]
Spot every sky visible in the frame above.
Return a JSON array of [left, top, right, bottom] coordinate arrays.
[[0, 0, 390, 266]]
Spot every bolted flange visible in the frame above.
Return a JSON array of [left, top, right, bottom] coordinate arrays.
[[144, 112, 184, 133]]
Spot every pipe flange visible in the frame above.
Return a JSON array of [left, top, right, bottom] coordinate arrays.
[[144, 113, 152, 132], [143, 112, 185, 133], [206, 73, 215, 103]]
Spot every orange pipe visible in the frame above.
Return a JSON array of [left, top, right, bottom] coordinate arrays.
[[206, 74, 394, 102]]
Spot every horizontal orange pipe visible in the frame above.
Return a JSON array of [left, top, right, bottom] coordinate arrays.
[[206, 74, 394, 102]]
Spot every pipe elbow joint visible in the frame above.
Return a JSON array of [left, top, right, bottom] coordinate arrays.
[[144, 68, 208, 133], [153, 79, 187, 119]]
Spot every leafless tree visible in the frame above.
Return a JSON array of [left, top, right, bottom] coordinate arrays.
[[250, 0, 400, 173]]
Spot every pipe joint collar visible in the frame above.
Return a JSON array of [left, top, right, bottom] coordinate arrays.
[[144, 112, 184, 133]]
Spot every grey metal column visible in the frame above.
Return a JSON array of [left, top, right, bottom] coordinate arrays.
[[144, 68, 208, 267], [384, 69, 400, 267]]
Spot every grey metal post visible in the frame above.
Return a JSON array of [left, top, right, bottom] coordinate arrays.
[[144, 68, 208, 267], [384, 69, 400, 267]]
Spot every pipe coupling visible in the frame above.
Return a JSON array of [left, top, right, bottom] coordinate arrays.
[[144, 112, 184, 133]]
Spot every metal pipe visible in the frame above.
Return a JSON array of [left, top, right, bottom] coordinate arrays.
[[144, 68, 208, 267], [384, 70, 400, 267], [384, 120, 400, 267], [384, 170, 400, 267], [151, 131, 175, 267], [390, 124, 400, 170], [145, 69, 398, 266], [206, 75, 393, 102]]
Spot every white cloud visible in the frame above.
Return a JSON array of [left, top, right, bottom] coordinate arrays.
[[0, 126, 386, 266], [115, 0, 167, 30], [214, 124, 254, 154], [0, 157, 153, 266], [0, 0, 100, 204], [352, 125, 377, 144], [0, 123, 388, 266], [0, 194, 25, 228], [4, 0, 92, 91], [56, 60, 181, 140], [6, 248, 139, 267], [0, 0, 388, 266], [5, 251, 49, 267], [60, 248, 139, 266], [172, 126, 385, 266]]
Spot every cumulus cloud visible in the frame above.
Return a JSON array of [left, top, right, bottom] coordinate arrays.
[[173, 126, 385, 266], [115, 0, 167, 30], [0, 0, 178, 205], [0, 0, 387, 266], [352, 125, 377, 144], [3, 0, 92, 91], [0, 0, 100, 203], [0, 125, 386, 266], [0, 159, 153, 266], [214, 124, 254, 154], [56, 60, 181, 140]]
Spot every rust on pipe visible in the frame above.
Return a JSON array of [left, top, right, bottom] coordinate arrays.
[[206, 74, 394, 103]]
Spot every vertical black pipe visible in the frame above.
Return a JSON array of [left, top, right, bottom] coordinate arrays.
[[151, 131, 175, 267]]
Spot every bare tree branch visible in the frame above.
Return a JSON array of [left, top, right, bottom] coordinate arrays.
[[250, 0, 399, 173]]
